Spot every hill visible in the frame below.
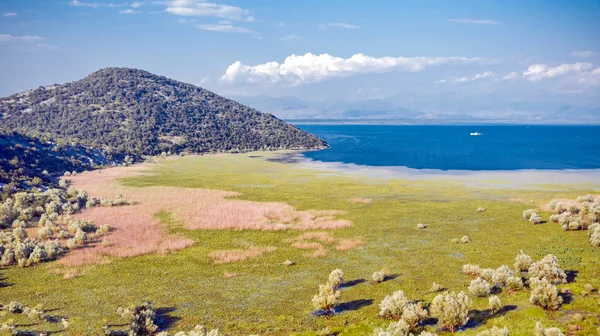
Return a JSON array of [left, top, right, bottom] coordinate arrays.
[[0, 68, 327, 158]]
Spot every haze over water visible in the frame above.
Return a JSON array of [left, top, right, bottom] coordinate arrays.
[[296, 125, 600, 171]]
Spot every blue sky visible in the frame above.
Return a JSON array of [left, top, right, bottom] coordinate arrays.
[[1, 0, 599, 109]]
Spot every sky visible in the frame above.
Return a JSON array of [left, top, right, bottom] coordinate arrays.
[[1, 0, 600, 110]]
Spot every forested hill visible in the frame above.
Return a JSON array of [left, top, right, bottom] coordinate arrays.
[[0, 67, 327, 157]]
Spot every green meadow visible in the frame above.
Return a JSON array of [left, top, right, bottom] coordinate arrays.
[[2, 153, 599, 335]]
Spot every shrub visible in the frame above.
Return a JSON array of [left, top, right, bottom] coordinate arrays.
[[430, 291, 471, 332], [523, 209, 537, 220], [401, 302, 428, 328], [328, 269, 344, 289], [12, 227, 27, 240], [7, 301, 24, 313], [528, 254, 567, 284], [379, 290, 408, 319], [529, 278, 562, 310], [417, 223, 427, 229], [312, 283, 341, 315], [492, 265, 514, 286], [548, 200, 558, 210], [591, 230, 600, 247], [462, 264, 481, 276], [460, 236, 471, 243], [549, 214, 560, 223], [529, 213, 542, 224], [372, 270, 385, 283], [451, 238, 460, 244], [506, 276, 524, 291], [476, 207, 486, 212], [118, 302, 158, 336], [589, 223, 599, 237], [475, 326, 510, 336], [488, 295, 502, 313], [372, 320, 409, 336], [66, 238, 77, 249], [479, 268, 495, 282], [430, 282, 443, 292], [38, 226, 52, 240], [534, 322, 565, 336], [469, 277, 491, 297], [584, 283, 594, 292], [74, 228, 88, 244], [173, 325, 221, 336]]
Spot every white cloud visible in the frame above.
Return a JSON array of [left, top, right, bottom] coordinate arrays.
[[502, 71, 519, 80], [3, 12, 17, 17], [522, 62, 594, 81], [449, 19, 499, 25], [575, 67, 600, 86], [0, 34, 57, 50], [280, 34, 300, 41], [131, 1, 143, 8], [318, 22, 360, 30], [570, 50, 597, 58], [120, 9, 140, 14], [278, 22, 284, 27], [438, 71, 494, 83], [221, 53, 489, 85], [163, 0, 253, 21], [69, 0, 126, 8], [196, 23, 255, 34], [246, 16, 255, 22], [218, 20, 232, 24]]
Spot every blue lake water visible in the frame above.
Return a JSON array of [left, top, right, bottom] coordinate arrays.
[[295, 125, 600, 171]]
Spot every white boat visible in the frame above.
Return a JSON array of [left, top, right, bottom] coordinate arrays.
[[470, 132, 482, 136]]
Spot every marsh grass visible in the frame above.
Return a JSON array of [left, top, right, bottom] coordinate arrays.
[[2, 153, 599, 335]]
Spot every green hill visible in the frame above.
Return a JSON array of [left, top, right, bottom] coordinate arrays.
[[0, 67, 327, 158]]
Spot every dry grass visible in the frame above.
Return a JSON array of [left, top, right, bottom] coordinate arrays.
[[208, 246, 277, 264], [292, 232, 335, 244], [348, 197, 373, 204], [291, 241, 327, 258], [64, 163, 351, 265], [335, 238, 365, 251], [223, 271, 239, 278]]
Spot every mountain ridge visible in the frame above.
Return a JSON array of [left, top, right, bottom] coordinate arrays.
[[0, 67, 327, 159]]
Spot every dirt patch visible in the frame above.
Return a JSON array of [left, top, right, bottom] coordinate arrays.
[[348, 197, 373, 204]]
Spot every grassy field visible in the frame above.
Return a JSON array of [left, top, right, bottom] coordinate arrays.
[[1, 153, 599, 335]]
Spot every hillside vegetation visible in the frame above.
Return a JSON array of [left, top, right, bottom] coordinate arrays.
[[0, 68, 327, 158]]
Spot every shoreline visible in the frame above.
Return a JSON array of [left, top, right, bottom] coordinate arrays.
[[264, 151, 600, 189]]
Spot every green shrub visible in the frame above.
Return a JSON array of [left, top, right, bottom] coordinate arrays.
[[534, 322, 564, 336], [528, 254, 567, 284], [372, 270, 385, 283], [488, 295, 502, 313], [462, 264, 481, 276], [430, 291, 471, 332], [379, 290, 408, 319], [469, 277, 491, 297], [492, 265, 514, 286], [328, 269, 344, 289], [312, 283, 340, 315], [523, 209, 537, 220], [506, 276, 524, 291], [529, 278, 562, 310]]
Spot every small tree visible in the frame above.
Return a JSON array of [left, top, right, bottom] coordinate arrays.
[[528, 254, 567, 284], [312, 283, 341, 315], [506, 276, 523, 292], [372, 270, 385, 283], [529, 279, 562, 310], [488, 295, 502, 314], [430, 291, 472, 332], [379, 290, 408, 319], [469, 277, 491, 297], [328, 269, 344, 289], [534, 322, 565, 336], [523, 209, 537, 220], [492, 265, 514, 286], [514, 250, 533, 271]]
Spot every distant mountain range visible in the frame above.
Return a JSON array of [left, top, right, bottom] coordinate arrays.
[[233, 94, 600, 124]]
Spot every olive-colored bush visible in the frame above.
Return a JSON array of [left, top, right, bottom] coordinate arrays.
[[430, 291, 471, 332]]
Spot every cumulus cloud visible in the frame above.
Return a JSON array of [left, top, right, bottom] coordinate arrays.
[[3, 12, 17, 17], [318, 22, 360, 30], [221, 53, 489, 85], [196, 23, 255, 34], [0, 34, 57, 50], [280, 34, 300, 41], [449, 19, 499, 25], [522, 62, 594, 81], [163, 0, 253, 21], [570, 50, 597, 58], [131, 1, 143, 8], [69, 0, 126, 8]]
